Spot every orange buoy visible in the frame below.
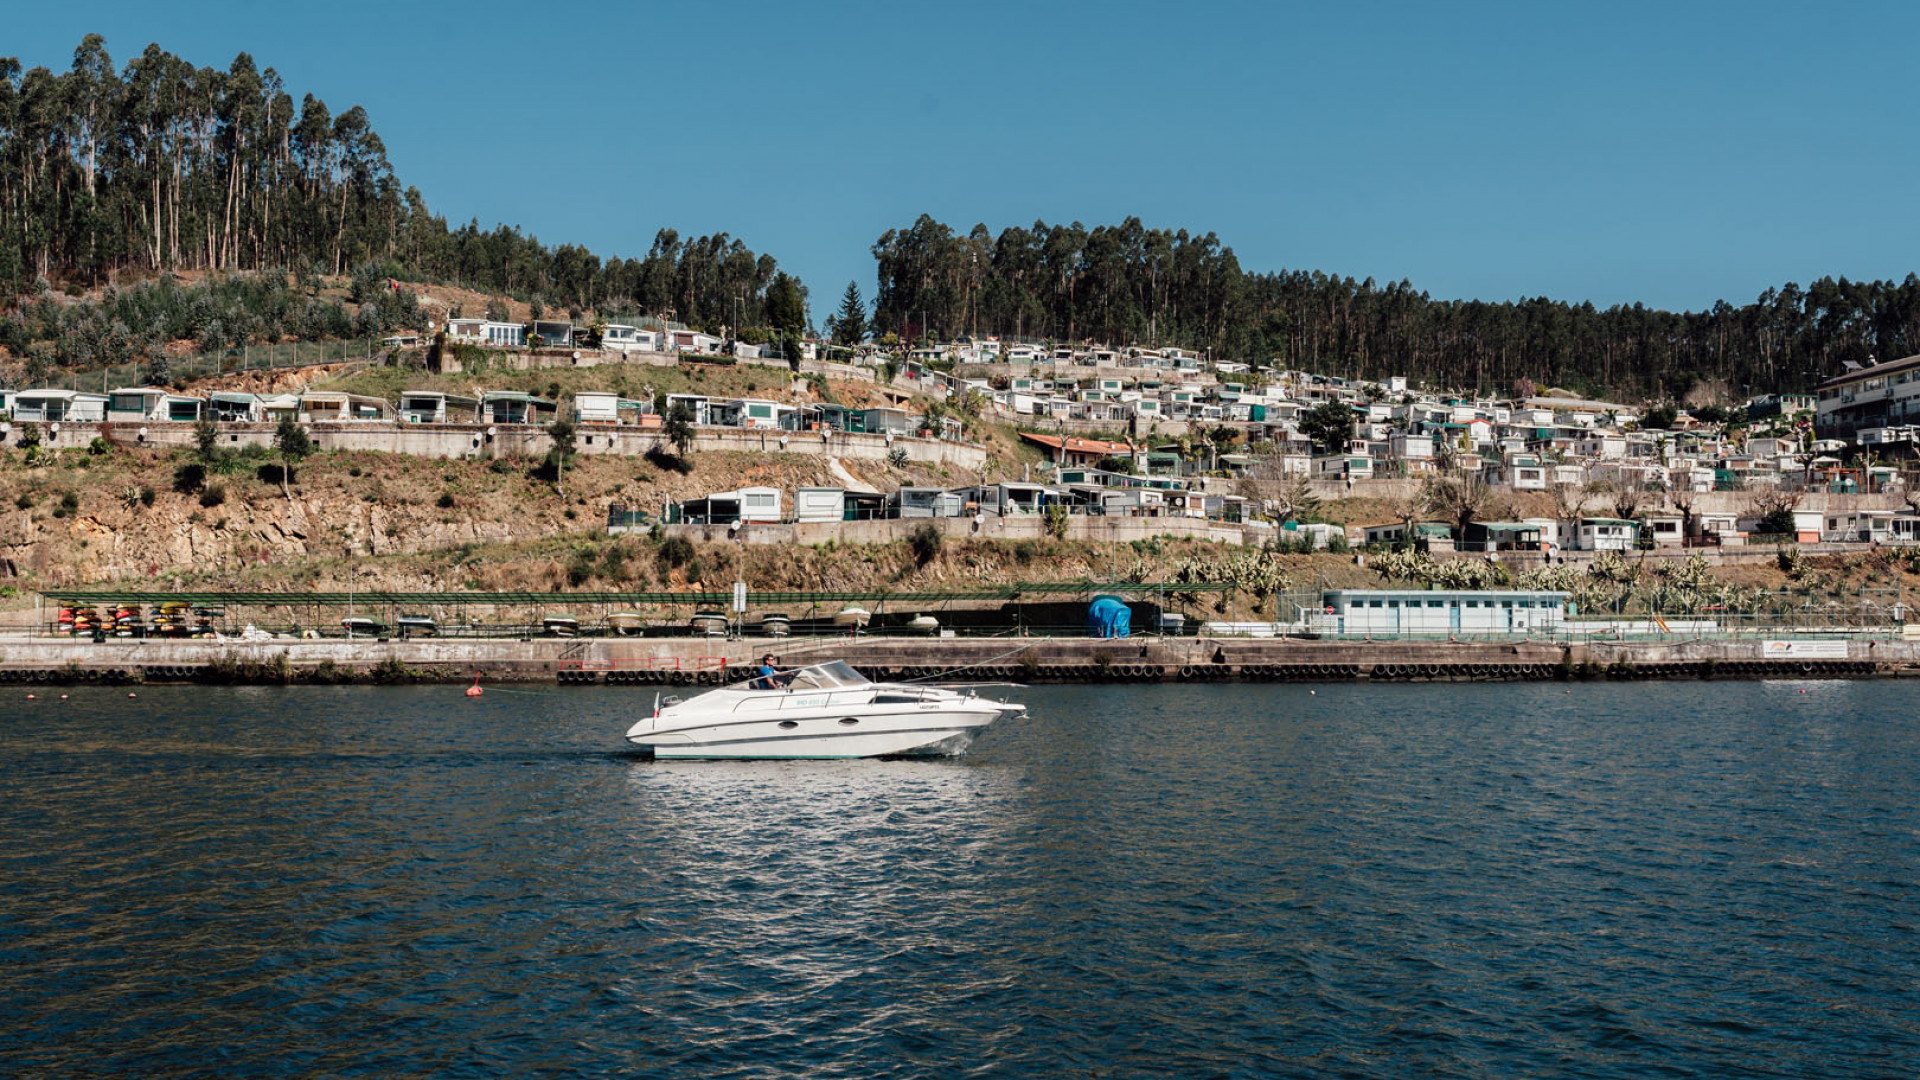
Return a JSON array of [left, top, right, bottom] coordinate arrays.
[[465, 676, 483, 698]]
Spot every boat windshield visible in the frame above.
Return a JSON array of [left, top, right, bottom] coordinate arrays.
[[788, 661, 871, 690]]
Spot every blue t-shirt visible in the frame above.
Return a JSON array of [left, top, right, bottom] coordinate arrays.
[[759, 664, 778, 685]]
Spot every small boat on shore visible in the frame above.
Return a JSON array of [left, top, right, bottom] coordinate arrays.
[[833, 606, 871, 628], [624, 660, 1023, 760]]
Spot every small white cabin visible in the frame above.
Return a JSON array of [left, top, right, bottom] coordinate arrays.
[[1317, 589, 1569, 636], [794, 486, 846, 523], [601, 325, 659, 354], [572, 391, 621, 424], [12, 390, 108, 423], [107, 387, 205, 422], [398, 391, 479, 424]]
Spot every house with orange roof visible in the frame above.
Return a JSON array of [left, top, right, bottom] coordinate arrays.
[[1019, 432, 1134, 467]]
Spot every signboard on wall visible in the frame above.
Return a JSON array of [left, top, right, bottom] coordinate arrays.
[[1761, 640, 1850, 660]]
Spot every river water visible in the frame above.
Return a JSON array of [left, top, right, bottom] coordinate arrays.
[[2, 681, 1916, 1078]]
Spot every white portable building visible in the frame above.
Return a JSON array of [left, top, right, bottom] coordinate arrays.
[[794, 486, 846, 523]]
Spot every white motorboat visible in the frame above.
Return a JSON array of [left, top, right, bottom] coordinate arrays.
[[624, 660, 1024, 760]]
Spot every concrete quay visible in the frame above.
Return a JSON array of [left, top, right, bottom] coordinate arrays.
[[0, 634, 1904, 686]]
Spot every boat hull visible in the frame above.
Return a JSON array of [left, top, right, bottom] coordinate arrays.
[[627, 699, 1021, 760]]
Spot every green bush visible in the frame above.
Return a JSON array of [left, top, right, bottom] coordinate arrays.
[[437, 491, 456, 509], [566, 546, 597, 586], [1045, 503, 1070, 539], [174, 462, 207, 493], [658, 535, 696, 569], [908, 523, 943, 567], [199, 483, 227, 508]]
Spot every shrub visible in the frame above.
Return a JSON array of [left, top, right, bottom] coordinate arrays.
[[566, 545, 597, 586], [138, 485, 156, 507], [658, 535, 696, 569], [1045, 503, 1070, 539], [199, 483, 227, 508], [193, 418, 221, 463], [437, 491, 456, 509], [60, 491, 79, 513], [174, 462, 207, 493], [274, 416, 313, 459], [645, 445, 692, 474], [908, 523, 943, 567], [601, 543, 629, 580], [15, 492, 34, 510], [87, 436, 112, 456]]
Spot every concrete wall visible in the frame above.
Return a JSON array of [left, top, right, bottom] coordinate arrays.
[[0, 633, 1908, 682], [68, 420, 985, 469], [662, 513, 1252, 547], [439, 346, 876, 384]]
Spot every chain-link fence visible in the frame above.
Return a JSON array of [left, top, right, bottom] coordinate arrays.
[[22, 338, 379, 392]]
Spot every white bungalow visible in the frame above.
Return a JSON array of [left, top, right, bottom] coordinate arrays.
[[674, 486, 783, 524], [208, 392, 266, 423], [1573, 517, 1639, 551], [667, 329, 725, 353], [572, 391, 622, 425], [1316, 589, 1569, 635], [106, 387, 206, 422], [299, 392, 392, 421], [398, 391, 480, 424], [447, 318, 525, 347], [12, 390, 109, 423], [600, 325, 660, 354], [1824, 509, 1895, 544], [480, 391, 557, 425], [794, 486, 846, 523]]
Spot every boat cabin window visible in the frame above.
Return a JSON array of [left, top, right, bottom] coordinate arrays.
[[788, 661, 871, 689]]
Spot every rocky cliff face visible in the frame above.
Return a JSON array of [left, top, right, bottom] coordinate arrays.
[[0, 444, 943, 590]]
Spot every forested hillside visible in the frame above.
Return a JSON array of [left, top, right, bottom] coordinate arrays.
[[0, 36, 798, 338], [9, 36, 1920, 401], [872, 214, 1920, 399]]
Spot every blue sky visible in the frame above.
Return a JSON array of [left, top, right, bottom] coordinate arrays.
[[11, 0, 1919, 314]]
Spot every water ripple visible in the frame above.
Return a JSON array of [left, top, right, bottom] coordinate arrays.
[[2, 681, 1917, 1077]]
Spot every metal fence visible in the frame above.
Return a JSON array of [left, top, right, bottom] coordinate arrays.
[[19, 338, 381, 393]]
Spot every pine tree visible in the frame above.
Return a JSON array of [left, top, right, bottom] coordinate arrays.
[[832, 281, 868, 346]]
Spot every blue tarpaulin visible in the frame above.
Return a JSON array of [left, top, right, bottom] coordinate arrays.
[[1087, 595, 1131, 638]]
